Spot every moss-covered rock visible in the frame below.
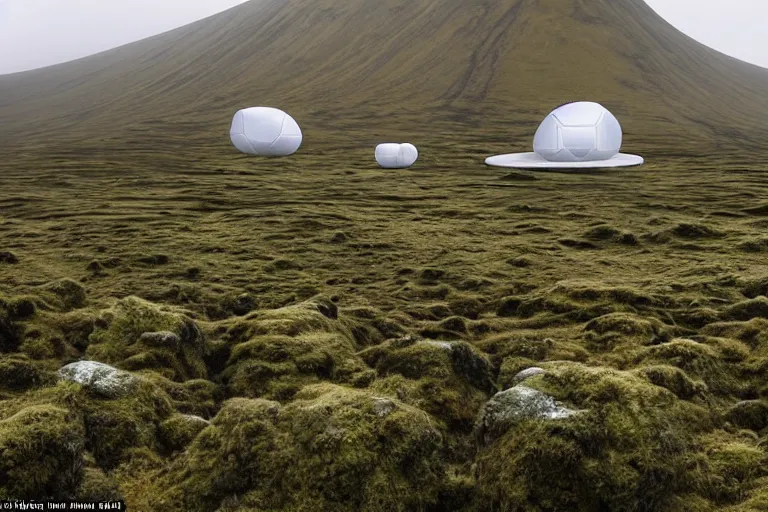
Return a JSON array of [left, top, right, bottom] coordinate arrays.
[[131, 384, 444, 512], [87, 296, 207, 381], [475, 362, 712, 512], [0, 404, 85, 500], [475, 385, 583, 445]]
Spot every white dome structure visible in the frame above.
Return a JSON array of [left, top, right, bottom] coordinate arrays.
[[375, 143, 419, 168], [485, 102, 643, 169], [229, 107, 302, 156]]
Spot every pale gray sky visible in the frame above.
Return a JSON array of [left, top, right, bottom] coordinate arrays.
[[643, 0, 768, 69], [0, 0, 250, 74], [0, 0, 766, 75]]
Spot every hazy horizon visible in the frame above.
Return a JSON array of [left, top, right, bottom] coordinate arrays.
[[0, 0, 767, 75]]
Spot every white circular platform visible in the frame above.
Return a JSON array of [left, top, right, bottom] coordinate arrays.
[[485, 152, 644, 169]]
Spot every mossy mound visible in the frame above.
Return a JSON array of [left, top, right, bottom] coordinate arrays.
[[0, 353, 49, 391], [743, 278, 768, 299], [583, 312, 669, 351], [701, 318, 768, 349], [632, 365, 708, 399], [223, 296, 349, 339], [0, 403, 85, 500], [36, 278, 87, 311], [474, 362, 711, 511], [158, 413, 210, 453], [629, 338, 740, 394], [86, 296, 207, 381], [496, 280, 661, 325], [222, 331, 372, 401], [693, 430, 767, 504], [130, 383, 443, 512], [477, 331, 590, 371], [76, 453, 122, 502], [724, 400, 768, 433], [141, 374, 222, 417], [722, 297, 768, 322], [361, 336, 495, 430], [0, 374, 174, 474], [583, 224, 639, 245], [72, 376, 174, 469], [720, 478, 768, 511]]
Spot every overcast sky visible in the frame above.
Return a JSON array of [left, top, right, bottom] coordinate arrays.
[[0, 0, 250, 74], [0, 0, 767, 75]]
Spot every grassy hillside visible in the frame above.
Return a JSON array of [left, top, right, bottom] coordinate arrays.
[[2, 0, 768, 510], [2, 0, 768, 159]]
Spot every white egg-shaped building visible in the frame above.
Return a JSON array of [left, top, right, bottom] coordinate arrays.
[[375, 143, 419, 168], [230, 107, 303, 156], [485, 101, 643, 169]]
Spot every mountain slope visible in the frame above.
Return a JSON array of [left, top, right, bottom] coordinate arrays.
[[1, 0, 768, 161]]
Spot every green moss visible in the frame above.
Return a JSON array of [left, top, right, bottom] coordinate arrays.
[[16, 376, 176, 470], [724, 401, 768, 433], [701, 318, 768, 349], [137, 384, 443, 512], [158, 413, 210, 452], [476, 332, 590, 370], [719, 478, 768, 511], [87, 296, 207, 381], [694, 431, 767, 503], [37, 278, 87, 311], [722, 298, 768, 322], [0, 404, 85, 500], [498, 357, 539, 389], [584, 225, 639, 245], [583, 312, 669, 352], [0, 353, 49, 390], [632, 339, 738, 394], [138, 373, 222, 417], [632, 365, 708, 399], [360, 338, 493, 430], [223, 331, 369, 400], [19, 323, 67, 359], [77, 453, 122, 502]]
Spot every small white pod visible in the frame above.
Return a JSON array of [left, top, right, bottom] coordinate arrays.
[[230, 106, 302, 156], [375, 143, 419, 168]]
